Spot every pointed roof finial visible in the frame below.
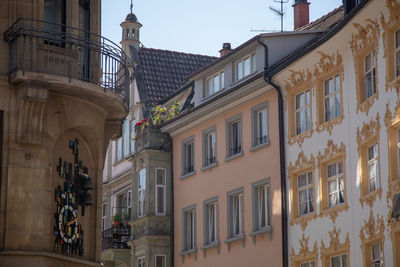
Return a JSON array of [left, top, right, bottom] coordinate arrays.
[[130, 0, 133, 14]]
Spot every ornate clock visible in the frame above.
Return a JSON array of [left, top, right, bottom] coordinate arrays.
[[54, 139, 94, 255]]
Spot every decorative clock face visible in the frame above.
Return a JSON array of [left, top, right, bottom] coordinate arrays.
[[58, 203, 78, 244]]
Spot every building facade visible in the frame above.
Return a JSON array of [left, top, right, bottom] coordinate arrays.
[[0, 0, 131, 266]]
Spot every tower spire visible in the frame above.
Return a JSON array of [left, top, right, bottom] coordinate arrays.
[[130, 0, 133, 14]]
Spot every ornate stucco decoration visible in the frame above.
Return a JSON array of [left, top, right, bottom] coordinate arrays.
[[284, 69, 314, 147], [313, 51, 345, 135], [320, 227, 350, 266], [381, 0, 400, 93], [349, 18, 380, 115], [288, 151, 317, 231], [356, 113, 382, 208], [317, 140, 349, 223], [290, 233, 318, 267], [359, 210, 385, 266]]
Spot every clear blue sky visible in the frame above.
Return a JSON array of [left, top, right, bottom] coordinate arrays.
[[101, 0, 343, 57]]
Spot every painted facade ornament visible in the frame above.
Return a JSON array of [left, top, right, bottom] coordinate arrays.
[[359, 210, 385, 266], [320, 227, 350, 266], [349, 18, 380, 115], [288, 151, 316, 231], [356, 113, 381, 146], [290, 233, 318, 267], [313, 51, 345, 135]]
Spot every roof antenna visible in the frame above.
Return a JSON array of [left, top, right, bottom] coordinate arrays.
[[130, 0, 133, 14], [269, 0, 289, 32]]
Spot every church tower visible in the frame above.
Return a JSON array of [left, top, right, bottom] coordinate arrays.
[[120, 1, 142, 52]]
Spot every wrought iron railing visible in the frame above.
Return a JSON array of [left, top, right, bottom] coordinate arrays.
[[102, 225, 131, 251], [3, 18, 133, 102]]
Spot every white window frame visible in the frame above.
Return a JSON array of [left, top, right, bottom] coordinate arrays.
[[235, 53, 256, 81], [364, 49, 376, 100], [395, 29, 400, 77], [226, 114, 242, 158], [227, 187, 244, 239], [102, 203, 107, 230], [371, 243, 383, 267], [182, 137, 194, 176], [131, 119, 136, 154], [127, 190, 132, 219], [326, 161, 345, 207], [203, 196, 218, 246], [367, 143, 379, 193], [298, 172, 314, 216], [324, 74, 341, 122], [330, 254, 347, 267], [137, 256, 146, 267], [116, 137, 122, 162], [295, 90, 311, 135], [182, 205, 196, 251], [252, 179, 271, 232], [202, 126, 217, 168], [251, 102, 269, 148], [155, 168, 166, 216], [138, 168, 146, 218], [300, 262, 315, 267], [205, 71, 224, 98], [155, 254, 166, 267], [123, 119, 130, 157]]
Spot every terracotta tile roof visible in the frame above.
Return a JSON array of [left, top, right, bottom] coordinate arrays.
[[296, 5, 344, 31], [138, 47, 216, 104]]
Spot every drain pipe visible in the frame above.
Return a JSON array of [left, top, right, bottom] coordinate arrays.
[[257, 35, 288, 267]]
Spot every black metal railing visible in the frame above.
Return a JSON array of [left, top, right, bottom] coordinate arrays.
[[3, 18, 134, 102], [102, 225, 131, 251], [255, 135, 269, 145], [184, 165, 194, 174], [205, 156, 216, 166], [230, 145, 242, 156]]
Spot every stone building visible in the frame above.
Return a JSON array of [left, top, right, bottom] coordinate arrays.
[[0, 0, 132, 266]]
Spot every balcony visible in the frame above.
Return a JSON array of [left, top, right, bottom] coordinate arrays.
[[101, 225, 131, 251], [3, 18, 133, 113]]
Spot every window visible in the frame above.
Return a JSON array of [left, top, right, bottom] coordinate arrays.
[[396, 30, 400, 77], [183, 205, 196, 251], [137, 256, 145, 267], [202, 127, 216, 167], [102, 203, 107, 230], [123, 120, 130, 157], [138, 169, 146, 217], [324, 75, 341, 122], [331, 254, 347, 267], [226, 115, 242, 158], [298, 172, 314, 216], [182, 137, 194, 175], [131, 120, 136, 153], [371, 243, 383, 267], [155, 255, 166, 267], [327, 161, 344, 207], [367, 143, 379, 193], [116, 137, 122, 162], [227, 188, 244, 238], [300, 262, 315, 267], [235, 54, 256, 81], [364, 50, 377, 100], [251, 103, 269, 148], [252, 179, 270, 232], [205, 71, 224, 97], [295, 90, 311, 135], [127, 190, 132, 219], [44, 0, 66, 36], [203, 197, 218, 245], [155, 168, 166, 215]]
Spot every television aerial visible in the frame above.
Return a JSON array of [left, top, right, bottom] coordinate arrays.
[[269, 0, 289, 32]]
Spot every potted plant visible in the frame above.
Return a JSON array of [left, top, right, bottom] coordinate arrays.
[[112, 214, 122, 227]]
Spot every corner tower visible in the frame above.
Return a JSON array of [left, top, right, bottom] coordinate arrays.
[[120, 2, 142, 52]]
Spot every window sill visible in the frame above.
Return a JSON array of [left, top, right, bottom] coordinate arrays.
[[178, 171, 196, 180], [179, 247, 197, 256], [200, 161, 218, 171], [360, 187, 382, 208], [231, 71, 258, 87], [320, 202, 349, 223], [202, 88, 226, 102], [224, 151, 244, 162], [249, 140, 270, 152], [289, 129, 313, 147], [200, 240, 220, 250], [224, 233, 245, 251], [249, 226, 272, 244]]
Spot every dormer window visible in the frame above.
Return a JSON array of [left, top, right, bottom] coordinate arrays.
[[204, 71, 224, 98], [235, 54, 256, 81]]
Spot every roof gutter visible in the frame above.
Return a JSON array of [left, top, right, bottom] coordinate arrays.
[[257, 35, 288, 267]]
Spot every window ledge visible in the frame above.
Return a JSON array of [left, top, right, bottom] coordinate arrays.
[[249, 140, 270, 152], [179, 247, 197, 256], [249, 226, 272, 237], [201, 88, 226, 102], [200, 161, 218, 171], [178, 171, 196, 180], [200, 241, 220, 250], [320, 202, 349, 223], [224, 233, 245, 244], [224, 151, 244, 162], [231, 71, 258, 87]]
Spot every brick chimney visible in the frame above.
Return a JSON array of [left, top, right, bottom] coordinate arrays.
[[293, 0, 310, 30], [219, 43, 232, 57]]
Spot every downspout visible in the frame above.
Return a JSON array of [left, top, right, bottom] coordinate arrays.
[[257, 35, 288, 267]]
